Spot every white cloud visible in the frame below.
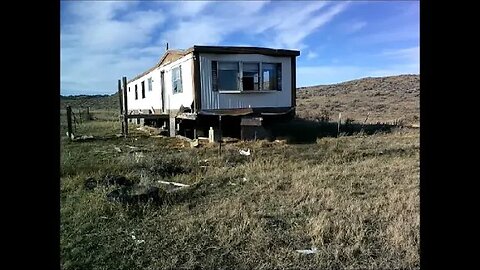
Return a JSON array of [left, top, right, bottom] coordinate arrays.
[[61, 1, 350, 94], [307, 51, 318, 60], [381, 46, 419, 63], [348, 21, 367, 33]]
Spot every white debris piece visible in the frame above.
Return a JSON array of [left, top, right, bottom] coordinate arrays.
[[296, 247, 318, 254], [239, 149, 251, 156], [130, 232, 145, 244], [242, 177, 248, 182], [114, 146, 122, 153], [134, 152, 144, 162], [157, 180, 190, 187]]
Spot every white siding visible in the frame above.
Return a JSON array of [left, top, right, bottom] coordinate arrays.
[[159, 55, 194, 112], [199, 53, 292, 110], [126, 54, 194, 113], [126, 69, 162, 112]]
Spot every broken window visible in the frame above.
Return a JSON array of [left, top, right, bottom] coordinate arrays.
[[242, 62, 260, 91], [128, 87, 130, 92], [148, 77, 153, 91], [141, 81, 146, 98], [212, 61, 282, 92], [172, 66, 183, 94], [135, 84, 138, 100], [262, 63, 282, 91], [218, 62, 239, 91]]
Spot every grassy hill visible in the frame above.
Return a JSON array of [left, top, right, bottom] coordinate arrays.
[[297, 74, 420, 125], [60, 93, 119, 110]]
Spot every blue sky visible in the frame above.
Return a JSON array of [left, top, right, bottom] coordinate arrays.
[[60, 0, 419, 95]]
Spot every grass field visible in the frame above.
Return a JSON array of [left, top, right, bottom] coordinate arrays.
[[60, 75, 419, 269]]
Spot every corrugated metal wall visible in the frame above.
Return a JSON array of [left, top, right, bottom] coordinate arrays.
[[199, 53, 292, 110]]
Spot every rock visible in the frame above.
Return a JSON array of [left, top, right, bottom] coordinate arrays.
[[104, 175, 133, 186], [84, 177, 98, 190], [106, 185, 164, 205]]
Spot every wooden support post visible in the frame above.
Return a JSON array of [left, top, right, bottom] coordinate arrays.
[[218, 115, 222, 156], [118, 79, 124, 135], [66, 106, 73, 140], [122, 76, 128, 137], [337, 112, 342, 137]]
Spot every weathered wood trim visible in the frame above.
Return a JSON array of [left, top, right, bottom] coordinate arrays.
[[193, 52, 202, 112]]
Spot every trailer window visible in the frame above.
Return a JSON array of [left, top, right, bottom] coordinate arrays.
[[135, 85, 138, 100], [141, 81, 146, 98], [148, 77, 153, 92], [218, 62, 239, 91], [242, 62, 260, 91], [262, 63, 282, 91], [172, 66, 183, 94], [213, 61, 282, 92]]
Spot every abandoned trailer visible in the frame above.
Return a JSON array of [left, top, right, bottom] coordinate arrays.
[[119, 45, 300, 140]]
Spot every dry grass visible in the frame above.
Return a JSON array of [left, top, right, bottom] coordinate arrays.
[[60, 75, 419, 269], [60, 116, 419, 269], [297, 75, 419, 125]]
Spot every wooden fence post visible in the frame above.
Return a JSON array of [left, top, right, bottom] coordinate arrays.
[[118, 79, 124, 135], [218, 115, 222, 156], [66, 106, 73, 140], [337, 112, 342, 137], [122, 76, 129, 137]]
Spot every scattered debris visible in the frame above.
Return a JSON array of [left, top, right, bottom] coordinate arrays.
[[190, 139, 199, 148], [104, 174, 133, 186], [227, 181, 237, 186], [242, 177, 248, 182], [296, 247, 318, 254], [107, 185, 162, 204], [130, 232, 145, 244], [66, 132, 75, 139], [72, 135, 94, 141], [239, 149, 251, 156], [134, 152, 145, 162], [126, 145, 139, 150], [114, 146, 122, 153], [157, 180, 190, 188], [221, 137, 239, 143]]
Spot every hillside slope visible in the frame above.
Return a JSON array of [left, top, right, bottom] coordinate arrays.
[[60, 93, 119, 110], [297, 74, 420, 125]]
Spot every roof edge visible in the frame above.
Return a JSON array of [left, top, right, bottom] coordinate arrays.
[[187, 45, 300, 57]]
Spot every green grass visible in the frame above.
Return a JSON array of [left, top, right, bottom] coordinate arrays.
[[60, 110, 419, 269]]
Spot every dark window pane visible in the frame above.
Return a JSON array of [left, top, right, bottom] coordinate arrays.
[[242, 63, 259, 91], [212, 61, 218, 91], [262, 63, 281, 90], [218, 62, 238, 90]]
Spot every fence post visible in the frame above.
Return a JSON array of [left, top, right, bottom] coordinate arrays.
[[66, 106, 73, 140], [122, 76, 129, 137], [118, 79, 124, 135], [218, 115, 222, 156], [337, 112, 342, 137]]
